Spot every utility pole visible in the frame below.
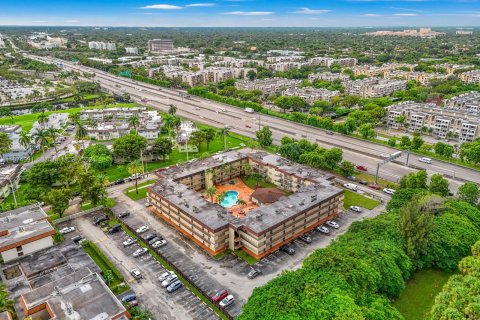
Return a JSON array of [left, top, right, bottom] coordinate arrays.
[[8, 178, 17, 207], [186, 136, 189, 162]]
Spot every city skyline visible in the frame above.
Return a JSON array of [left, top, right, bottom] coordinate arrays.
[[1, 0, 480, 27]]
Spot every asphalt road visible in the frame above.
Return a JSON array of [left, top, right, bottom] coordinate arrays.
[[26, 54, 480, 192]]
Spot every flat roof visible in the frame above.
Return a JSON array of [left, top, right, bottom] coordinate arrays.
[[22, 268, 128, 320], [0, 164, 22, 188], [0, 204, 48, 232]]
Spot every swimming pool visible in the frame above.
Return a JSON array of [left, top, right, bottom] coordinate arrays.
[[220, 190, 239, 208]]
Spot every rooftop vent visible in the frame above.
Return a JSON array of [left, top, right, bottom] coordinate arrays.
[[192, 206, 199, 213], [311, 195, 317, 202], [255, 213, 263, 221], [287, 204, 294, 209], [275, 209, 283, 214], [299, 199, 305, 206], [177, 191, 183, 198]]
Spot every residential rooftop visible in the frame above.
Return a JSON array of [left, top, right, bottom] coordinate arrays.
[[0, 164, 22, 189], [0, 204, 48, 232]]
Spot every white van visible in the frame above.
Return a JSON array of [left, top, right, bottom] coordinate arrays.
[[343, 183, 358, 191], [418, 157, 432, 164], [244, 108, 254, 113]]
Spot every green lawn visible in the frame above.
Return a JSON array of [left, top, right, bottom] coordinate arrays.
[[393, 269, 454, 320], [125, 180, 157, 200], [241, 175, 278, 190], [234, 250, 258, 265], [343, 190, 380, 210]]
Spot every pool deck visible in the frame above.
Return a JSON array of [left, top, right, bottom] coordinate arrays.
[[213, 178, 258, 218]]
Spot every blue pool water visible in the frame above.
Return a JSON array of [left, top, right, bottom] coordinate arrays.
[[220, 191, 239, 208]]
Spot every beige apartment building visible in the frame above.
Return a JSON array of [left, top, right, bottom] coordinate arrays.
[[343, 77, 407, 98], [147, 149, 343, 259], [460, 70, 480, 84]]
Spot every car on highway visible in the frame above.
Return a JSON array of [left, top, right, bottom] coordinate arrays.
[[298, 234, 312, 244], [151, 239, 167, 248], [161, 274, 178, 287], [418, 157, 432, 164], [130, 268, 142, 280], [359, 180, 368, 185], [369, 184, 382, 190], [219, 295, 235, 308], [211, 289, 229, 302], [356, 165, 368, 171], [117, 211, 130, 219], [347, 176, 357, 181], [158, 271, 175, 282], [350, 206, 362, 213], [59, 227, 75, 234], [123, 238, 136, 247], [326, 220, 340, 229], [280, 244, 295, 255], [166, 280, 183, 293], [136, 225, 149, 233], [383, 188, 396, 195], [133, 248, 148, 257], [316, 226, 330, 234], [247, 268, 262, 279]]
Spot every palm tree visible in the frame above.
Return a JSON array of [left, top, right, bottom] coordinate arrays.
[[168, 104, 177, 115], [75, 123, 88, 151], [206, 186, 217, 203], [236, 198, 247, 212], [37, 112, 49, 127], [218, 127, 230, 151], [46, 127, 60, 158], [128, 115, 140, 133], [216, 191, 228, 204], [242, 163, 252, 175], [68, 112, 80, 124], [33, 128, 50, 160], [128, 160, 143, 194], [19, 131, 31, 152]]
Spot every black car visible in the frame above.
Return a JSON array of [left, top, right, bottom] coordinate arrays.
[[347, 176, 357, 181], [117, 211, 130, 219], [298, 234, 312, 244], [143, 233, 158, 242], [93, 214, 109, 225], [108, 224, 121, 234], [72, 235, 83, 244], [280, 244, 295, 255], [148, 237, 162, 245], [116, 179, 126, 185], [359, 180, 368, 185]]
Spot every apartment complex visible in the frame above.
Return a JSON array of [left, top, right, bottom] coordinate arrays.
[[0, 125, 32, 162], [125, 47, 139, 55], [214, 57, 264, 68], [434, 63, 475, 74], [88, 41, 116, 51], [387, 101, 480, 142], [384, 70, 449, 85], [459, 70, 480, 84], [235, 78, 301, 95], [343, 77, 407, 98], [0, 164, 22, 201], [444, 91, 480, 112], [266, 61, 307, 72], [0, 204, 55, 262], [365, 28, 445, 38], [267, 55, 305, 63], [308, 72, 350, 83], [162, 66, 254, 87], [148, 39, 174, 52], [309, 57, 357, 68], [283, 87, 339, 103], [147, 149, 343, 259]]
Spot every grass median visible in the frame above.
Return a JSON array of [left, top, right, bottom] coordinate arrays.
[[343, 190, 380, 210]]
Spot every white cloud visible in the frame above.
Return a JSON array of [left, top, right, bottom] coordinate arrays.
[[224, 11, 274, 15], [393, 13, 418, 16], [363, 13, 381, 16], [141, 4, 183, 9], [293, 8, 331, 14], [186, 3, 215, 6], [64, 19, 80, 23]]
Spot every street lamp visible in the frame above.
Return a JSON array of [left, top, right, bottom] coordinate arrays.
[[7, 177, 17, 207]]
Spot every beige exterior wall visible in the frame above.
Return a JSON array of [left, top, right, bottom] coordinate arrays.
[[1, 236, 54, 262]]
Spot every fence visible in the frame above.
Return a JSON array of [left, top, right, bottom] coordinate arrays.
[[53, 206, 104, 224]]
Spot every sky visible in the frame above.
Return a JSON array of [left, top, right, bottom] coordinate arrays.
[[1, 0, 480, 27]]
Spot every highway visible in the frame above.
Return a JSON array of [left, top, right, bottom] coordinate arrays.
[[26, 54, 480, 192]]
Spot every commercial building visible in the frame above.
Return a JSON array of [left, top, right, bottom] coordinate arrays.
[[343, 77, 407, 98], [0, 164, 22, 201], [459, 70, 480, 84], [282, 87, 339, 103], [235, 78, 301, 95], [0, 125, 32, 162], [387, 101, 480, 142], [148, 39, 174, 52], [0, 204, 55, 262], [308, 72, 350, 83], [147, 149, 343, 259]]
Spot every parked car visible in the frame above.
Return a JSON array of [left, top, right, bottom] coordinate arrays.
[[219, 295, 235, 308], [211, 289, 228, 302], [350, 206, 362, 213], [166, 280, 183, 293], [369, 184, 382, 190], [117, 211, 130, 219], [130, 268, 142, 280], [326, 131, 334, 135], [93, 214, 109, 225], [136, 225, 149, 233], [356, 165, 368, 171], [298, 234, 312, 244], [59, 226, 75, 234], [161, 274, 178, 287], [145, 200, 151, 207], [326, 220, 340, 229], [127, 299, 138, 308], [151, 240, 167, 248], [280, 244, 295, 255], [133, 248, 148, 257], [121, 294, 137, 303], [247, 268, 262, 279], [383, 188, 396, 195], [347, 175, 357, 181], [148, 237, 162, 245], [343, 183, 358, 191], [158, 271, 175, 282], [72, 235, 83, 244], [143, 233, 158, 242], [359, 180, 368, 185], [316, 226, 329, 234], [123, 238, 135, 247], [108, 224, 121, 234], [418, 157, 432, 164]]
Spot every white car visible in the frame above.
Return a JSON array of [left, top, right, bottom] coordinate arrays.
[[145, 200, 151, 207], [152, 240, 167, 248], [133, 248, 148, 257], [59, 227, 75, 234], [123, 238, 135, 247], [219, 295, 235, 308], [326, 220, 340, 229], [158, 271, 175, 282], [130, 268, 142, 280], [418, 157, 432, 164], [136, 225, 149, 233], [383, 188, 396, 195], [161, 274, 178, 287], [350, 206, 362, 213], [316, 226, 330, 234], [343, 183, 358, 192]]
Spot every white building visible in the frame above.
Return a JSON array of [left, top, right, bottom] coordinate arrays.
[[308, 72, 350, 82], [309, 57, 357, 68], [282, 87, 339, 104], [162, 67, 254, 87], [343, 78, 407, 98], [88, 41, 116, 51], [125, 47, 139, 55], [235, 78, 301, 95], [0, 125, 32, 162], [0, 164, 22, 201], [0, 205, 55, 263]]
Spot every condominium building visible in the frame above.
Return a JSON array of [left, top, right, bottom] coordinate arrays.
[[267, 55, 305, 63], [213, 57, 264, 68], [365, 28, 445, 38], [434, 63, 475, 74], [235, 78, 301, 95], [266, 62, 307, 72], [387, 101, 480, 142], [148, 39, 174, 52], [0, 204, 55, 262], [79, 107, 150, 121], [282, 87, 339, 103], [266, 50, 304, 56], [384, 70, 449, 85], [459, 70, 480, 84], [147, 149, 343, 259], [0, 125, 32, 162], [443, 91, 480, 112], [0, 164, 22, 201], [343, 77, 407, 98], [88, 41, 116, 51], [308, 72, 350, 83], [125, 47, 139, 55], [308, 57, 357, 68], [163, 67, 255, 87], [456, 30, 473, 35]]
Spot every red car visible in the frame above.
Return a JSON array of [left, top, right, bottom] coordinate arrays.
[[356, 165, 368, 172], [211, 289, 228, 302], [369, 184, 382, 190]]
